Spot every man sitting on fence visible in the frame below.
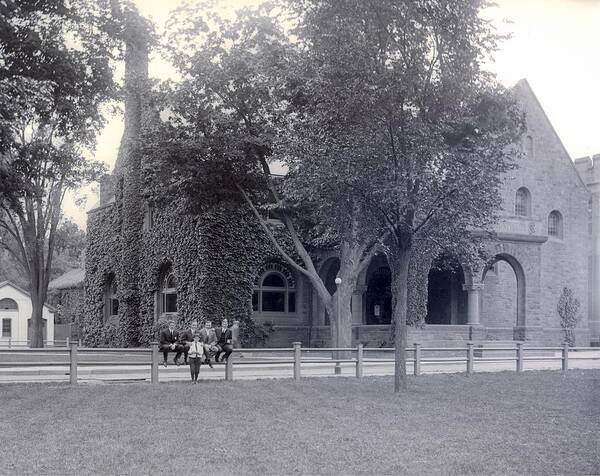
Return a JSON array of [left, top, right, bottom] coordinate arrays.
[[159, 319, 184, 367], [214, 318, 234, 362], [200, 320, 217, 368]]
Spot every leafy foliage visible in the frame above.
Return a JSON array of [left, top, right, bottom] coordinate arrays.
[[82, 201, 280, 347], [0, 0, 120, 346], [557, 287, 581, 346], [282, 0, 524, 391]]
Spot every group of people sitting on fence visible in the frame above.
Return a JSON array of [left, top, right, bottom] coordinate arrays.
[[159, 318, 237, 383]]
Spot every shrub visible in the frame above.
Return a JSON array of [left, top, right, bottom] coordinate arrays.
[[557, 287, 581, 346]]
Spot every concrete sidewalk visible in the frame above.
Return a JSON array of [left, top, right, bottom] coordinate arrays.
[[1, 349, 599, 384]]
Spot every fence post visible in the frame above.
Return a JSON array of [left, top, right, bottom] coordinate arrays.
[[356, 344, 363, 378], [151, 342, 159, 384], [69, 342, 78, 385], [293, 342, 301, 380], [78, 339, 82, 348], [66, 337, 70, 348], [413, 343, 421, 376], [8, 337, 11, 349], [562, 342, 569, 372], [516, 342, 523, 373], [466, 342, 474, 375], [225, 353, 234, 381]]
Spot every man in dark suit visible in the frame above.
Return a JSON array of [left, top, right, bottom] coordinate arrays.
[[159, 319, 184, 367], [199, 320, 217, 368], [214, 318, 234, 362], [179, 320, 200, 365]]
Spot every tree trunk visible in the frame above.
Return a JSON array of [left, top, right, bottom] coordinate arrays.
[[328, 282, 354, 359], [30, 296, 45, 348], [389, 248, 411, 392]]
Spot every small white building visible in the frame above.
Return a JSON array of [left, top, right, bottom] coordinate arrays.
[[0, 281, 54, 347]]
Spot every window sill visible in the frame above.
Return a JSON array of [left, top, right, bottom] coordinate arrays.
[[254, 311, 298, 316]]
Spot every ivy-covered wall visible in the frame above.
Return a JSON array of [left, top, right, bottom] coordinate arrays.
[[48, 288, 85, 328], [82, 192, 435, 348], [82, 198, 284, 347]]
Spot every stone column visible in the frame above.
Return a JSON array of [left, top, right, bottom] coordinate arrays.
[[352, 286, 366, 325], [462, 283, 484, 325]]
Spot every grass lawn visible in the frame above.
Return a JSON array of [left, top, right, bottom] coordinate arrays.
[[1, 370, 598, 475]]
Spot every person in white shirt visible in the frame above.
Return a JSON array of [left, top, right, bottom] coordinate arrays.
[[188, 333, 204, 383]]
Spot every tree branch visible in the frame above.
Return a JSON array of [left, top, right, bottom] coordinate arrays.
[[235, 182, 332, 306]]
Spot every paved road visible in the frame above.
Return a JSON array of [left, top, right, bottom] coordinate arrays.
[[0, 349, 599, 384]]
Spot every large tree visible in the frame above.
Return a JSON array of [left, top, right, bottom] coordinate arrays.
[[0, 218, 86, 288], [288, 0, 524, 391], [0, 0, 119, 346], [144, 3, 388, 356]]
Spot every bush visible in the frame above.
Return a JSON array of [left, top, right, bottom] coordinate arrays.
[[557, 287, 581, 346], [237, 320, 274, 348]]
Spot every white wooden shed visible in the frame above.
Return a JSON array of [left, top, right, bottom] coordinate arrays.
[[0, 281, 54, 347]]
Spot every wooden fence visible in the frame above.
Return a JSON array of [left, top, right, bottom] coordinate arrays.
[[0, 339, 72, 348], [1, 342, 599, 384]]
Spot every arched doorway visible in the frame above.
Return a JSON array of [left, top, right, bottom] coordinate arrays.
[[481, 253, 526, 331], [426, 257, 468, 325], [365, 256, 392, 325]]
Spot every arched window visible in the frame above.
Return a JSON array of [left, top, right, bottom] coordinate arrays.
[[0, 298, 18, 311], [253, 265, 296, 314], [589, 197, 593, 236], [525, 135, 534, 158], [159, 266, 177, 315], [548, 210, 563, 239], [104, 275, 119, 322], [143, 203, 154, 231], [515, 187, 531, 217]]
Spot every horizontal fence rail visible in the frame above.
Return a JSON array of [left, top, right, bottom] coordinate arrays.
[[0, 341, 598, 384], [0, 339, 72, 349]]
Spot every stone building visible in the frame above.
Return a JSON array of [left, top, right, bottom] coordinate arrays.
[[78, 17, 593, 347], [79, 72, 595, 348]]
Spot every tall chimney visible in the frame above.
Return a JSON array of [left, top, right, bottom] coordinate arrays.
[[115, 6, 149, 346]]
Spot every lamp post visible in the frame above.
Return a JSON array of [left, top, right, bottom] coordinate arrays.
[[334, 276, 342, 375]]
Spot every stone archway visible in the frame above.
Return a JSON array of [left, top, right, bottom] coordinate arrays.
[[363, 255, 392, 325], [481, 252, 527, 331], [426, 257, 468, 325], [365, 265, 392, 325]]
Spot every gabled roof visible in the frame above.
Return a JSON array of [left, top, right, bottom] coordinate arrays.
[[0, 280, 31, 299], [0, 280, 56, 312], [48, 268, 85, 290], [513, 78, 588, 190]]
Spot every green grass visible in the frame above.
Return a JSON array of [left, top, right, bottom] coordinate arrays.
[[1, 371, 598, 475]]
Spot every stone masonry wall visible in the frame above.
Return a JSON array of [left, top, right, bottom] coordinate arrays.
[[478, 80, 590, 344]]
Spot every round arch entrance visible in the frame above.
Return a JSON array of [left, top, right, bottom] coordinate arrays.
[[364, 255, 392, 325], [426, 257, 468, 325], [481, 253, 526, 330]]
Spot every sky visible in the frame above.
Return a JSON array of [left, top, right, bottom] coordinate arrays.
[[64, 0, 600, 228]]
